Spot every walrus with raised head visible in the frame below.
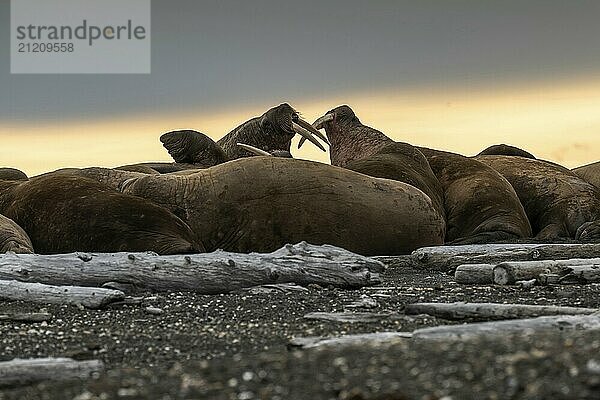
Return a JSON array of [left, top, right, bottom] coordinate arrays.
[[159, 103, 326, 168], [311, 106, 445, 218], [313, 105, 532, 244], [58, 157, 446, 256], [476, 155, 600, 241], [0, 175, 201, 255], [0, 214, 33, 253]]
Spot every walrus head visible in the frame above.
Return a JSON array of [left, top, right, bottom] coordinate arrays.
[[216, 103, 327, 160], [310, 105, 394, 167], [313, 105, 361, 131], [254, 103, 327, 152]]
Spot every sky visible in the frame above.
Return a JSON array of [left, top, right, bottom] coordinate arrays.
[[1, 0, 600, 175]]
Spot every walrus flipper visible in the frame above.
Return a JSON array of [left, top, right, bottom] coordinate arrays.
[[160, 130, 228, 167], [0, 214, 34, 254], [576, 221, 600, 242]]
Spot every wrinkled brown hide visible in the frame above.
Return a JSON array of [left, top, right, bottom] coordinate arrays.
[[0, 175, 201, 254], [477, 155, 600, 241]]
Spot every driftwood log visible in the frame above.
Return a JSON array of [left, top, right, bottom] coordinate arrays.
[[405, 302, 598, 321], [454, 264, 495, 284], [494, 259, 600, 285], [411, 314, 600, 341], [289, 332, 413, 349], [0, 280, 125, 309], [303, 312, 400, 323], [378, 244, 600, 271], [0, 358, 104, 387], [290, 314, 600, 350], [0, 313, 52, 323], [0, 242, 383, 294]]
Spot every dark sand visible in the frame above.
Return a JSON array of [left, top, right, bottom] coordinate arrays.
[[1, 266, 600, 399]]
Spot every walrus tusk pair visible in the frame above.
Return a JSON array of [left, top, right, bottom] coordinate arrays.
[[292, 120, 328, 152], [298, 113, 334, 150]]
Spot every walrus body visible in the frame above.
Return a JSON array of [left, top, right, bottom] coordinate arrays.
[[572, 161, 600, 191], [0, 168, 28, 181], [313, 105, 531, 244], [345, 143, 446, 219], [477, 155, 600, 241], [0, 214, 33, 253], [0, 175, 201, 254], [64, 158, 446, 256], [477, 144, 536, 159], [418, 148, 532, 243]]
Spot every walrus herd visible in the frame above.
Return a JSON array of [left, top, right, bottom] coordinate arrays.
[[0, 103, 598, 256]]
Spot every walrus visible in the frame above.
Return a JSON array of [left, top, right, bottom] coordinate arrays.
[[572, 161, 600, 191], [313, 105, 532, 244], [0, 214, 33, 253], [160, 104, 327, 168], [477, 144, 536, 159], [311, 107, 445, 218], [476, 155, 600, 241], [0, 175, 201, 254], [57, 157, 446, 256], [0, 168, 28, 181]]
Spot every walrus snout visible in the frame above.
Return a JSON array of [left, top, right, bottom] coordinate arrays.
[[312, 113, 335, 131]]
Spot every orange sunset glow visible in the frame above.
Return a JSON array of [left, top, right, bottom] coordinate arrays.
[[1, 77, 599, 176]]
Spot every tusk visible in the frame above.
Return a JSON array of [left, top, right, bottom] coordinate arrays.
[[292, 122, 326, 152], [295, 118, 330, 145], [312, 113, 334, 130], [298, 136, 307, 149], [236, 143, 272, 157]]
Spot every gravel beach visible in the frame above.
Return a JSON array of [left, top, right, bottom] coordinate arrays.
[[1, 265, 600, 399]]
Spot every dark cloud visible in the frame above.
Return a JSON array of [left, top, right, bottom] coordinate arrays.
[[2, 0, 600, 122]]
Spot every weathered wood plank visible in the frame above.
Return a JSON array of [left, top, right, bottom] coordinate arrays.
[[0, 358, 104, 387], [0, 280, 125, 309], [405, 302, 598, 321], [377, 244, 600, 271], [0, 242, 383, 294]]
